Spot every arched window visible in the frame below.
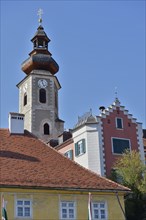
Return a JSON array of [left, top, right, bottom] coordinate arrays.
[[44, 123, 50, 135], [24, 93, 27, 106], [39, 89, 46, 103]]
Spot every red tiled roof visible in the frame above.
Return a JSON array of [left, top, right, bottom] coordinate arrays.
[[0, 129, 129, 192]]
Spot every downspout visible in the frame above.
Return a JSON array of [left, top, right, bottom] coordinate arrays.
[[115, 191, 127, 220]]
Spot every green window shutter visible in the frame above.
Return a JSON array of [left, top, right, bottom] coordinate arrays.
[[75, 143, 79, 156], [82, 139, 86, 153]]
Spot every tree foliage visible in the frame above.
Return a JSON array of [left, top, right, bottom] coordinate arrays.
[[112, 150, 146, 220], [114, 150, 146, 196]]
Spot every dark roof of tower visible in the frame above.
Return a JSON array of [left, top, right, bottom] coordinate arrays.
[[31, 25, 50, 42], [21, 25, 59, 75]]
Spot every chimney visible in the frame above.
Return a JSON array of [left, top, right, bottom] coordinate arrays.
[[9, 112, 24, 134], [99, 106, 105, 113]]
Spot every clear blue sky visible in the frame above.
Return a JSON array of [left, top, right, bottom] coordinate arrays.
[[0, 0, 145, 129]]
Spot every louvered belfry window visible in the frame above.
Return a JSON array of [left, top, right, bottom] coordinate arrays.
[[39, 89, 46, 103]]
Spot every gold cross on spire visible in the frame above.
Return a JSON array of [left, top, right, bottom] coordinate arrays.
[[37, 8, 43, 25]]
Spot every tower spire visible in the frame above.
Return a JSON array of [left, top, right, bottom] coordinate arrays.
[[21, 10, 59, 76]]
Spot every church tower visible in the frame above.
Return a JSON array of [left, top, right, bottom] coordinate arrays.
[[17, 10, 64, 143]]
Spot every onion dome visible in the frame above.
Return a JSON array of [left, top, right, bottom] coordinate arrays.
[[21, 25, 59, 75]]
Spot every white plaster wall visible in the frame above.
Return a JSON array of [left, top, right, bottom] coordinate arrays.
[[86, 124, 102, 175], [73, 126, 88, 169], [73, 123, 105, 175]]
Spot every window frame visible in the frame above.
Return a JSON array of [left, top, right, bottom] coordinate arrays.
[[44, 123, 50, 135], [75, 139, 86, 157], [112, 137, 131, 155], [60, 201, 76, 220], [92, 201, 108, 220], [116, 117, 123, 129], [39, 88, 46, 103], [15, 199, 32, 218]]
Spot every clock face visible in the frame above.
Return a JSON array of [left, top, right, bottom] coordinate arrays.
[[38, 79, 48, 88]]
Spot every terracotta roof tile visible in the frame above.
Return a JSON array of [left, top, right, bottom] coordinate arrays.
[[0, 129, 129, 192]]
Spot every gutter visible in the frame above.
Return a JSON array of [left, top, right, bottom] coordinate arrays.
[[115, 191, 127, 220], [0, 185, 130, 194]]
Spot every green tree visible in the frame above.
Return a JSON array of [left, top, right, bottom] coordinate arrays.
[[114, 150, 146, 197], [112, 150, 146, 220]]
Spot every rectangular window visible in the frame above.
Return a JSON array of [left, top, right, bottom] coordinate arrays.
[[92, 202, 107, 220], [16, 199, 32, 218], [112, 138, 130, 154], [116, 118, 123, 129], [64, 150, 73, 160], [75, 139, 86, 157], [60, 201, 75, 219]]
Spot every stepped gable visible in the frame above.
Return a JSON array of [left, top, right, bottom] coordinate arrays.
[[0, 129, 130, 192], [98, 98, 139, 123]]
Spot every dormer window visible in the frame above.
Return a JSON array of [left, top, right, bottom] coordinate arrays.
[[23, 93, 27, 106], [116, 118, 123, 129], [39, 89, 46, 103], [44, 123, 50, 135]]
